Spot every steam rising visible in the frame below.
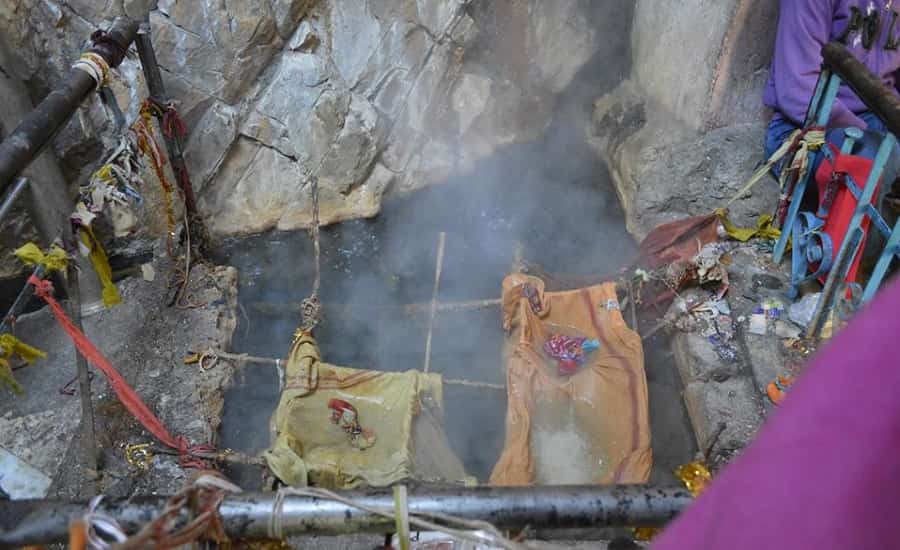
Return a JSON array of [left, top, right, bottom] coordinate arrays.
[[218, 1, 638, 482]]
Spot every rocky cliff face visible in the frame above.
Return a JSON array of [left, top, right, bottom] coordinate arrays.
[[590, 0, 778, 240], [1, 0, 607, 239]]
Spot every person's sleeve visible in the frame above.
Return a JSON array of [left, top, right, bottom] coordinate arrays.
[[771, 0, 866, 129]]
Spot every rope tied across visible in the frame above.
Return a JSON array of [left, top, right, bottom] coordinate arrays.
[[28, 276, 213, 468]]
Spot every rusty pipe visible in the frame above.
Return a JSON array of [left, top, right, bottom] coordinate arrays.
[[0, 485, 692, 546], [822, 41, 900, 136], [0, 17, 139, 193]]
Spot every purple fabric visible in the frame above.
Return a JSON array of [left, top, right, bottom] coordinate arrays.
[[651, 278, 900, 550], [764, 0, 900, 128]]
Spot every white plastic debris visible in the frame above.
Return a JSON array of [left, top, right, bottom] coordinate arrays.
[[141, 263, 156, 282], [775, 320, 802, 339], [0, 447, 51, 499], [789, 292, 822, 328], [748, 313, 768, 335]]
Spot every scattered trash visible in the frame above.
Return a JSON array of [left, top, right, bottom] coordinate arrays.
[[327, 399, 376, 450], [751, 273, 784, 290], [543, 334, 600, 376], [0, 447, 51, 498], [748, 313, 768, 335], [141, 263, 155, 282], [774, 320, 802, 339], [675, 461, 712, 496], [762, 299, 785, 319], [125, 443, 154, 472], [788, 292, 822, 328], [766, 375, 794, 406], [709, 335, 739, 362]]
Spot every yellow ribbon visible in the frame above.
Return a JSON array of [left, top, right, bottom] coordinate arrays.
[[0, 334, 47, 394], [633, 461, 714, 540], [94, 163, 116, 185], [79, 226, 121, 307], [716, 209, 782, 242], [724, 128, 826, 207], [13, 242, 69, 273]]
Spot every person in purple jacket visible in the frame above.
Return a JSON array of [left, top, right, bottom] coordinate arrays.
[[764, 0, 900, 159]]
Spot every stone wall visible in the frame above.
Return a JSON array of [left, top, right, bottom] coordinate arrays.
[[0, 0, 608, 241], [592, 0, 780, 239]]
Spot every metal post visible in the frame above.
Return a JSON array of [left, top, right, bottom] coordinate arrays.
[[0, 485, 693, 546], [774, 71, 843, 264], [0, 265, 46, 335], [64, 264, 99, 486], [863, 219, 900, 302], [0, 18, 139, 193], [0, 177, 29, 224], [808, 133, 898, 338], [134, 21, 208, 254]]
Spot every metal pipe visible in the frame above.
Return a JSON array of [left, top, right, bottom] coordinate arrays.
[[64, 263, 99, 485], [822, 41, 900, 137], [0, 485, 692, 546], [0, 177, 28, 224], [0, 17, 138, 194], [0, 265, 45, 335], [134, 22, 208, 253]]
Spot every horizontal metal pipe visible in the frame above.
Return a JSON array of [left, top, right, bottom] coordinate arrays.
[[0, 485, 692, 546], [0, 176, 28, 224], [0, 17, 138, 194], [822, 41, 900, 137]]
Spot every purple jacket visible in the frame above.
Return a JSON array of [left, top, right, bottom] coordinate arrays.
[[764, 0, 900, 128]]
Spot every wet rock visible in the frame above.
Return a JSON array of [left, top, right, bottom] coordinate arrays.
[[150, 2, 281, 102], [528, 0, 599, 94], [416, 0, 459, 37], [183, 101, 238, 192], [682, 377, 762, 460], [452, 72, 492, 136], [329, 0, 383, 89], [272, 0, 317, 40], [592, 98, 774, 240], [201, 137, 301, 235], [0, 0, 614, 245]]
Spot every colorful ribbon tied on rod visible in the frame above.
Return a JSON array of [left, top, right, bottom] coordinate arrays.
[[543, 334, 600, 376]]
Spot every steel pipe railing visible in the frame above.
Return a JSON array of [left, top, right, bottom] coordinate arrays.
[[0, 17, 139, 194], [0, 485, 693, 546]]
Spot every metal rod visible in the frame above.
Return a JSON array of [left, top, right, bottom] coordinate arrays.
[[774, 70, 842, 263], [198, 349, 505, 391], [0, 17, 138, 193], [65, 263, 99, 486], [247, 298, 502, 319], [0, 485, 693, 545], [822, 41, 900, 138], [442, 378, 505, 391], [134, 21, 208, 253], [0, 265, 46, 335], [423, 232, 446, 374], [0, 177, 28, 224], [808, 133, 897, 338]]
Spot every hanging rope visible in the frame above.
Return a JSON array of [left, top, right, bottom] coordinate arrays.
[[299, 177, 321, 332], [27, 276, 212, 467], [113, 474, 241, 550]]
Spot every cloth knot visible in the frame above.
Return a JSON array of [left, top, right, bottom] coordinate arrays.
[[28, 275, 53, 298], [14, 242, 69, 273]]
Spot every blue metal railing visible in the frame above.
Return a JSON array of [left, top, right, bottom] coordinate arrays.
[[774, 42, 900, 338]]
